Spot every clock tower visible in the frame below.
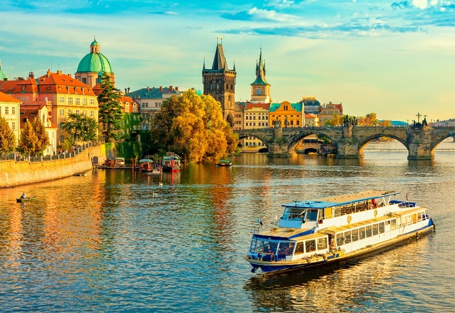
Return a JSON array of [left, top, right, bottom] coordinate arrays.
[[250, 49, 271, 103]]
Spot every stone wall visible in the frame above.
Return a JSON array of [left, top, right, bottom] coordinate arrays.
[[0, 145, 106, 188]]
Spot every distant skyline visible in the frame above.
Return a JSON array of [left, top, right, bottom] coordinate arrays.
[[0, 0, 454, 122]]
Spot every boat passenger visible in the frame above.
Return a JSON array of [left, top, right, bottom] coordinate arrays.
[[372, 198, 377, 208], [21, 193, 26, 199]]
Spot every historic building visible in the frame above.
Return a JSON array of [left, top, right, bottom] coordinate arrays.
[[75, 39, 115, 88], [233, 102, 245, 131], [300, 96, 321, 114], [0, 70, 98, 145], [0, 91, 21, 145], [202, 42, 236, 126], [127, 86, 183, 130], [242, 102, 270, 152], [269, 101, 304, 127], [20, 102, 58, 156], [250, 49, 271, 103], [318, 102, 343, 124]]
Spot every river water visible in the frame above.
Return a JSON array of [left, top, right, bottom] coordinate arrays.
[[0, 140, 454, 312]]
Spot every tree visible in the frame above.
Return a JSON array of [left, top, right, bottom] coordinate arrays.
[[324, 114, 343, 126], [0, 115, 16, 156], [150, 90, 238, 162], [61, 113, 98, 146], [97, 72, 123, 142], [18, 120, 39, 156], [358, 113, 379, 126], [32, 117, 50, 154]]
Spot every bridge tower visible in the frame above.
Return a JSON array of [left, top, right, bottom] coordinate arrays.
[[202, 40, 236, 127]]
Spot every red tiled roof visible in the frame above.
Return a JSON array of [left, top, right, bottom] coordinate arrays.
[[245, 102, 270, 110], [0, 91, 21, 103]]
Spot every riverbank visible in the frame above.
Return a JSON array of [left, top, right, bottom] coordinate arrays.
[[0, 144, 106, 188]]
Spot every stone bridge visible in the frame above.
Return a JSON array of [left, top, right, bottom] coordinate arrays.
[[235, 126, 455, 160]]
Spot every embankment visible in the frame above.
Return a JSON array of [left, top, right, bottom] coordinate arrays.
[[0, 145, 106, 188]]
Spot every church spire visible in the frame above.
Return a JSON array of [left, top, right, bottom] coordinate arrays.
[[252, 48, 268, 85]]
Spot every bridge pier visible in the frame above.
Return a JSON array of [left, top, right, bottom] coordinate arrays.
[[407, 126, 436, 160], [336, 141, 361, 159]]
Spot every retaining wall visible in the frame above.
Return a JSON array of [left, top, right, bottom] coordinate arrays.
[[0, 145, 106, 188]]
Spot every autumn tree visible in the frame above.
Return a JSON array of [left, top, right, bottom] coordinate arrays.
[[151, 90, 238, 162], [324, 114, 344, 126], [18, 120, 39, 156], [97, 72, 123, 142], [61, 113, 98, 146], [0, 115, 16, 156], [358, 113, 379, 126], [32, 117, 50, 154]]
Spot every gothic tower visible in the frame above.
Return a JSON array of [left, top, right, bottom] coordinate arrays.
[[202, 41, 236, 126], [250, 48, 271, 103]]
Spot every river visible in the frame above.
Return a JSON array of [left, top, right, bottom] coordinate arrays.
[[0, 140, 454, 312]]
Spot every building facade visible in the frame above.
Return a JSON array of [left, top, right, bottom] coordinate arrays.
[[269, 101, 304, 128], [202, 42, 236, 126], [242, 102, 270, 152], [0, 91, 21, 146], [318, 102, 343, 124]]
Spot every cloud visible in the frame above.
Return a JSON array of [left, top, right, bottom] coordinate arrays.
[[221, 7, 297, 22], [148, 11, 178, 15]]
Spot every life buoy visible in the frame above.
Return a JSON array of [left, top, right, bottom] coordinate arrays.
[[347, 215, 352, 223], [374, 209, 378, 217]]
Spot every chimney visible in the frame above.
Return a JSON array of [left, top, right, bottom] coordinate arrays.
[[169, 86, 173, 91], [176, 86, 179, 91], [57, 70, 62, 75], [29, 72, 34, 79], [68, 74, 72, 78], [159, 86, 163, 92], [47, 69, 51, 77], [147, 86, 150, 91]]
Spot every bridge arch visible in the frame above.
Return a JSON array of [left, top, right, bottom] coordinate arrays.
[[430, 131, 455, 157], [236, 132, 271, 152], [358, 134, 408, 158], [287, 131, 337, 154]]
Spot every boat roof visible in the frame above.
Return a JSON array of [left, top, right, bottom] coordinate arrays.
[[282, 190, 399, 210], [139, 159, 153, 163]]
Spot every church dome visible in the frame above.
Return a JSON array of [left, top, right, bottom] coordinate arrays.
[[76, 40, 113, 74]]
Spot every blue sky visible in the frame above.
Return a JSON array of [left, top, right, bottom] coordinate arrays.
[[0, 0, 454, 121]]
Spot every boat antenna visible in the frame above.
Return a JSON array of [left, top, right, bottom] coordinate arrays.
[[257, 217, 263, 226]]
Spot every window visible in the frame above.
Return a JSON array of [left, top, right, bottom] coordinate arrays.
[[359, 227, 366, 239], [68, 109, 72, 115], [90, 99, 94, 105], [83, 98, 87, 105], [5, 107, 8, 114], [351, 229, 359, 242], [317, 237, 327, 250], [391, 219, 396, 230], [76, 98, 80, 105], [68, 97, 73, 105], [11, 122, 15, 130], [60, 109, 64, 116], [305, 240, 316, 253], [12, 107, 16, 114], [379, 222, 385, 234], [60, 96, 65, 104], [336, 233, 344, 246], [366, 225, 372, 237], [90, 111, 94, 117], [295, 242, 304, 255], [76, 110, 80, 115], [372, 224, 379, 236], [344, 231, 352, 244]]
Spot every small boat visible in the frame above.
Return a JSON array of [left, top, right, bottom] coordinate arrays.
[[16, 196, 37, 203], [73, 172, 87, 176], [115, 157, 125, 167], [216, 159, 232, 166], [139, 159, 154, 172], [245, 190, 435, 275], [162, 152, 180, 173]]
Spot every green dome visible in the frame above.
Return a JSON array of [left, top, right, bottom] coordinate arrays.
[[91, 40, 100, 46], [77, 52, 113, 73]]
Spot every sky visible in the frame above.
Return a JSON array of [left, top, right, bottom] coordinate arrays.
[[0, 0, 454, 122]]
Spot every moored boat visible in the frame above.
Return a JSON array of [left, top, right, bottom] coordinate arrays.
[[216, 159, 232, 166], [245, 190, 435, 275], [162, 152, 180, 173], [139, 159, 154, 172]]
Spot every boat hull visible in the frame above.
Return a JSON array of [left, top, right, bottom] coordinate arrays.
[[246, 222, 435, 275], [16, 197, 37, 203]]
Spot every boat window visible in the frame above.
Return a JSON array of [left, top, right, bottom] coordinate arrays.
[[359, 227, 366, 240], [391, 219, 396, 230], [406, 215, 412, 226], [351, 229, 359, 242], [372, 224, 379, 236], [417, 212, 422, 221], [249, 238, 258, 253], [258, 240, 278, 254], [317, 237, 328, 250], [304, 209, 319, 222], [412, 213, 417, 224], [366, 225, 372, 237], [344, 231, 352, 244], [305, 240, 316, 252], [283, 208, 306, 221], [278, 242, 295, 256], [295, 242, 304, 255], [379, 222, 385, 233], [336, 233, 344, 246]]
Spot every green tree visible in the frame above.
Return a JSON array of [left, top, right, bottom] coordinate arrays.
[[0, 115, 16, 156], [97, 72, 123, 142], [33, 117, 50, 154], [151, 90, 238, 162], [61, 113, 98, 146], [18, 120, 39, 156]]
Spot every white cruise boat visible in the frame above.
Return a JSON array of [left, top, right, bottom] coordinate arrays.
[[245, 190, 435, 275]]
